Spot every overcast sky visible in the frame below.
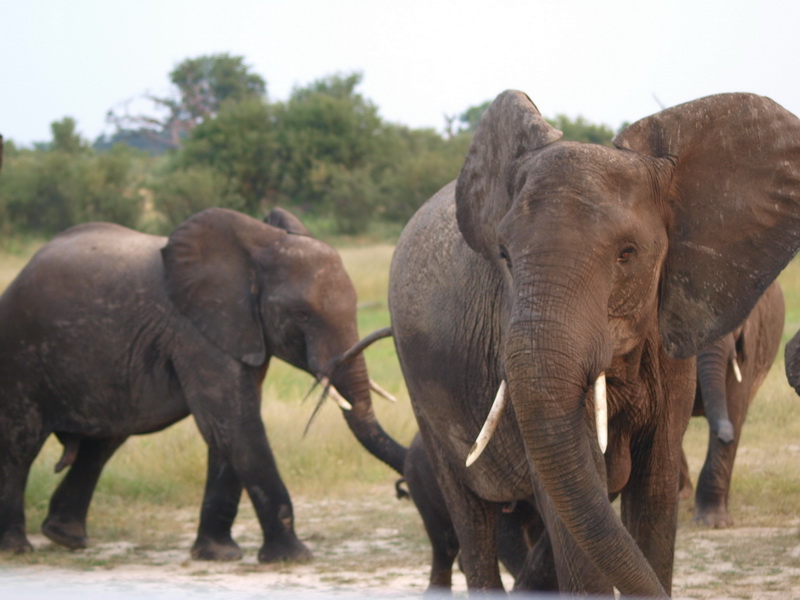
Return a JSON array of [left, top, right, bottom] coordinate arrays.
[[2, 0, 799, 146]]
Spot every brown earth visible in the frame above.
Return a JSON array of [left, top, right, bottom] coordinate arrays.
[[2, 490, 799, 599]]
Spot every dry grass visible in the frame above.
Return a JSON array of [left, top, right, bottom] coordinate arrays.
[[3, 241, 800, 599]]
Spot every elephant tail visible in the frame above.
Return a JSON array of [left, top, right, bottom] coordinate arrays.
[[395, 477, 410, 500]]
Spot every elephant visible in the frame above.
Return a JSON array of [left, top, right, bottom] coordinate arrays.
[[398, 432, 555, 593], [388, 90, 800, 596], [0, 206, 406, 561], [784, 328, 800, 396], [679, 281, 784, 528]]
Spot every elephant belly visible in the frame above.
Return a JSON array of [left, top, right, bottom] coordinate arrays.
[[35, 353, 190, 438]]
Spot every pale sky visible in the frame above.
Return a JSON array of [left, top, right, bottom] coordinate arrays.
[[2, 0, 799, 146]]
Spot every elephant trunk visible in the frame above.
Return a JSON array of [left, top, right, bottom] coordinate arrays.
[[696, 342, 735, 444], [329, 353, 407, 475], [504, 287, 666, 597]]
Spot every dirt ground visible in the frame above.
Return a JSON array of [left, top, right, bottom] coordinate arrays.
[[2, 490, 799, 599]]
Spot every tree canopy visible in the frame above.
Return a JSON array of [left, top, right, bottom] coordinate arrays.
[[107, 53, 267, 151], [1, 54, 619, 239]]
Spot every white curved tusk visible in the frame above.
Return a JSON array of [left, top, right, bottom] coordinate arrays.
[[466, 380, 508, 467], [594, 372, 608, 454], [731, 357, 742, 383], [369, 379, 397, 402], [319, 377, 353, 411]]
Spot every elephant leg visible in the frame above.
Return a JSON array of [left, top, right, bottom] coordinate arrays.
[[621, 443, 681, 594], [678, 449, 693, 499], [199, 416, 310, 563], [693, 402, 745, 528], [416, 497, 459, 591], [415, 429, 503, 591], [42, 436, 128, 549], [191, 447, 243, 561], [245, 436, 312, 564], [503, 502, 559, 592], [0, 430, 48, 553]]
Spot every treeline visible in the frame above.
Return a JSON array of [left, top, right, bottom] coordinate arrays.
[[0, 54, 615, 239]]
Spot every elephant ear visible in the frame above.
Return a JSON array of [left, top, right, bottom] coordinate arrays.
[[456, 90, 563, 258], [615, 93, 800, 359], [265, 207, 311, 236], [162, 208, 279, 367]]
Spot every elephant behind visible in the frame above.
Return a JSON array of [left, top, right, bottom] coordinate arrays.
[[398, 432, 552, 592], [0, 207, 406, 561], [389, 91, 800, 596], [680, 281, 784, 528]]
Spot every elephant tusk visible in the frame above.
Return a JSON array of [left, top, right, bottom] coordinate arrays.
[[319, 377, 353, 411], [370, 379, 397, 402], [731, 357, 743, 383], [466, 380, 508, 467], [594, 372, 608, 454]]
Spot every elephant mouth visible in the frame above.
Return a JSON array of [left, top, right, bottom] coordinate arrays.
[[465, 372, 608, 466]]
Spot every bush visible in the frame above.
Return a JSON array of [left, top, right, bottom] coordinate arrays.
[[150, 166, 245, 230]]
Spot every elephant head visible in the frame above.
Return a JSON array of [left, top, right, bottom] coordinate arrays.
[[161, 206, 406, 474], [455, 91, 800, 594]]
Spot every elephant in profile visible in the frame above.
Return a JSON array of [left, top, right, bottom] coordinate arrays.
[[680, 281, 784, 528], [0, 207, 406, 561], [388, 91, 800, 596]]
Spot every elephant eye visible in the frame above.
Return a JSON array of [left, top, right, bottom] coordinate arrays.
[[499, 246, 512, 270], [617, 246, 636, 264]]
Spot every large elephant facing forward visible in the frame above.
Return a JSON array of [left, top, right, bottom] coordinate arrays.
[[389, 91, 800, 596], [0, 207, 405, 561], [680, 281, 784, 528]]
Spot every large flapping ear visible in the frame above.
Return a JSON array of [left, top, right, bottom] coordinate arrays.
[[615, 93, 800, 359], [265, 207, 311, 236], [162, 208, 279, 366], [456, 90, 563, 258]]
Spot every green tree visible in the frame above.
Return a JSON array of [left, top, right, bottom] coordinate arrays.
[[376, 126, 471, 222], [150, 165, 240, 230], [546, 114, 615, 145], [0, 121, 144, 235], [50, 117, 89, 153], [176, 96, 279, 216], [275, 73, 382, 207], [458, 101, 491, 133], [108, 53, 266, 149]]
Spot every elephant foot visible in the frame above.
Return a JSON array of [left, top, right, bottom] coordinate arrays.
[[1, 529, 34, 553], [41, 518, 88, 549], [693, 504, 733, 529], [257, 536, 312, 564], [191, 535, 242, 561]]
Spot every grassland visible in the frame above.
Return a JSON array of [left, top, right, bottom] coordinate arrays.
[[1, 236, 799, 598]]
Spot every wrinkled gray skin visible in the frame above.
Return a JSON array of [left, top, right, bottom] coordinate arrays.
[[399, 433, 555, 593], [389, 91, 800, 596], [680, 282, 784, 528], [0, 207, 405, 561]]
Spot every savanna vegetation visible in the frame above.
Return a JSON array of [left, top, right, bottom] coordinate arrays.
[[2, 238, 799, 598], [1, 54, 797, 597], [0, 53, 615, 241]]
